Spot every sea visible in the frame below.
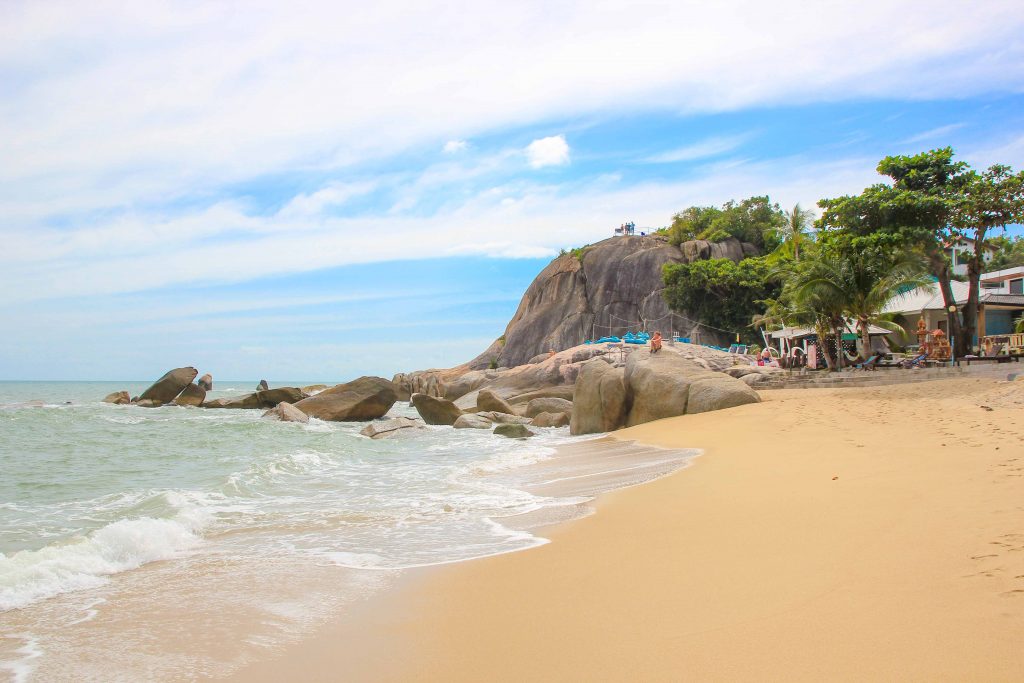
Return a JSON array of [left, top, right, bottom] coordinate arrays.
[[0, 381, 695, 682]]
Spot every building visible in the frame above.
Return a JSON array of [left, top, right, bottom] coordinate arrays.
[[944, 237, 997, 277], [883, 267, 1024, 348]]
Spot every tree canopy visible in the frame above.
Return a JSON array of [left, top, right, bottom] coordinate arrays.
[[665, 196, 785, 251]]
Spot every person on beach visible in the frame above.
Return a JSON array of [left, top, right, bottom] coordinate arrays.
[[650, 331, 662, 354]]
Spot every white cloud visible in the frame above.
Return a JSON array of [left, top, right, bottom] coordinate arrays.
[[645, 134, 751, 163], [443, 139, 469, 153], [525, 135, 570, 168], [901, 123, 966, 144]]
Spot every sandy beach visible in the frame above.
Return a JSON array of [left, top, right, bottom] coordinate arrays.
[[231, 376, 1024, 682]]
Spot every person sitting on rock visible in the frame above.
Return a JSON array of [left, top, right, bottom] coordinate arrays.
[[650, 331, 663, 354]]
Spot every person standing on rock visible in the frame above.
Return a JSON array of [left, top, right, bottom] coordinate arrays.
[[651, 331, 662, 354]]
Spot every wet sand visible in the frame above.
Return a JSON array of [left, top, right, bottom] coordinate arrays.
[[229, 377, 1024, 681]]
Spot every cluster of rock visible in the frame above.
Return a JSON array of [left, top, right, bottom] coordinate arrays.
[[102, 369, 399, 425]]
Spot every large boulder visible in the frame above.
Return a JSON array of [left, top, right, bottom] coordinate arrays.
[[136, 398, 162, 408], [453, 414, 493, 429], [173, 384, 207, 407], [293, 376, 397, 421], [477, 389, 515, 415], [443, 370, 492, 402], [570, 360, 628, 435], [410, 393, 463, 426], [102, 391, 131, 405], [494, 423, 536, 439], [525, 397, 573, 418], [262, 402, 309, 423], [623, 351, 694, 427], [197, 373, 213, 391], [479, 411, 532, 425], [464, 235, 756, 369], [359, 416, 425, 438], [256, 387, 304, 407], [203, 393, 263, 409], [257, 380, 269, 391], [531, 411, 570, 428], [138, 367, 198, 404], [686, 377, 760, 414], [301, 384, 328, 395]]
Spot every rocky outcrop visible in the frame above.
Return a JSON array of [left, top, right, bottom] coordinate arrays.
[[570, 360, 628, 435], [359, 416, 425, 438], [480, 411, 533, 425], [262, 402, 309, 423], [173, 384, 206, 407], [468, 235, 757, 369], [139, 367, 199, 404], [410, 393, 463, 425], [531, 411, 570, 428], [477, 389, 515, 415], [392, 371, 450, 401], [136, 398, 162, 408], [301, 384, 328, 394], [102, 391, 131, 405], [494, 423, 535, 439], [256, 387, 304, 407], [197, 374, 213, 391], [257, 380, 269, 391], [526, 397, 573, 418], [293, 376, 397, 421]]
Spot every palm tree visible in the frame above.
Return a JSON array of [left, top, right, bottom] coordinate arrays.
[[780, 204, 815, 261], [791, 250, 931, 364]]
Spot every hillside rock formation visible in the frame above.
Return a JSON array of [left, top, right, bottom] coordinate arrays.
[[468, 235, 756, 369]]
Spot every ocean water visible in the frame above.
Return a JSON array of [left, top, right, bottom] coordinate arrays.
[[0, 381, 695, 681]]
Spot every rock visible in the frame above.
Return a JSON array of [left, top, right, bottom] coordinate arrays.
[[570, 360, 628, 435], [623, 351, 694, 427], [525, 397, 573, 418], [686, 377, 760, 414], [136, 398, 163, 408], [442, 371, 491, 402], [464, 235, 757, 369], [203, 393, 263, 409], [256, 387, 304, 407], [493, 423, 536, 439], [173, 384, 206, 406], [359, 416, 426, 439], [479, 411, 533, 425], [262, 402, 309, 423], [138, 367, 199, 404], [102, 391, 131, 405], [477, 389, 515, 415], [507, 386, 576, 405], [197, 374, 213, 391], [531, 411, 570, 428], [257, 380, 269, 391], [724, 366, 761, 378], [410, 393, 463, 426], [453, 414, 493, 429], [293, 376, 397, 421], [301, 384, 328, 395], [740, 372, 772, 386]]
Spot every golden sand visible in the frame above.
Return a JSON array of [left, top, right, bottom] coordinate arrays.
[[230, 377, 1024, 682]]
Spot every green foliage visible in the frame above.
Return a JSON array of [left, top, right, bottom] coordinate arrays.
[[488, 358, 499, 370], [662, 256, 780, 344], [989, 235, 1024, 270], [666, 196, 785, 251]]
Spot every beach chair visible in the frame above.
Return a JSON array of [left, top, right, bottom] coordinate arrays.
[[855, 353, 882, 371]]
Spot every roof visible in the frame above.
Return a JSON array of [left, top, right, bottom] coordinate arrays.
[[981, 293, 1024, 307], [770, 321, 892, 340], [883, 281, 970, 315]]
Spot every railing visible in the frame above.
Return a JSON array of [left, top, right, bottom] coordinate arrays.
[[980, 333, 1024, 352]]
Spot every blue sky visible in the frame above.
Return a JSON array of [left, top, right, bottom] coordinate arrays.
[[2, 1, 1024, 381]]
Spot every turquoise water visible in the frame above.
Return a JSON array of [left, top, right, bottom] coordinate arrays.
[[0, 380, 590, 681]]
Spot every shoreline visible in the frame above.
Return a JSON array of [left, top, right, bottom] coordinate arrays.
[[226, 376, 1024, 682]]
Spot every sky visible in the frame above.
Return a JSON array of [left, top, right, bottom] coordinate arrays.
[[2, 1, 1024, 381]]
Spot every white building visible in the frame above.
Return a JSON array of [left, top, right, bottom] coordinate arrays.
[[945, 237, 997, 277]]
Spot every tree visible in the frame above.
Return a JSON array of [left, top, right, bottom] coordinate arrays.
[[788, 241, 930, 362], [953, 164, 1024, 347], [988, 235, 1024, 271], [662, 256, 780, 345], [665, 196, 785, 251], [780, 203, 815, 261], [819, 148, 973, 355]]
